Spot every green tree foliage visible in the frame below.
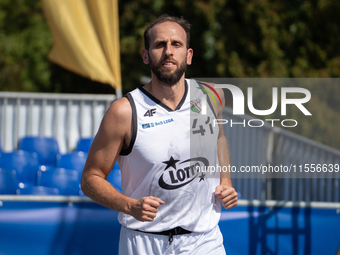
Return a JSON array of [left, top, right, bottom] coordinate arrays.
[[0, 0, 339, 148], [0, 0, 116, 94], [119, 0, 340, 88], [0, 0, 52, 92]]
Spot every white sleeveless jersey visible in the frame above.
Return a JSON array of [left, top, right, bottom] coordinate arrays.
[[117, 79, 222, 232]]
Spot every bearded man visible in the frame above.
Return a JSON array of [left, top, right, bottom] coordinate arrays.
[[81, 14, 238, 255]]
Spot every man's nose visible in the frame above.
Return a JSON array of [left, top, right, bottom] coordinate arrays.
[[164, 42, 173, 56]]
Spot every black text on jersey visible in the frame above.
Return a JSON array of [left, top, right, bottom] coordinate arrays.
[[144, 108, 156, 117]]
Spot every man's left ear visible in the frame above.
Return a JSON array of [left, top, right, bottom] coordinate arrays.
[[142, 48, 149, 64], [187, 48, 193, 65]]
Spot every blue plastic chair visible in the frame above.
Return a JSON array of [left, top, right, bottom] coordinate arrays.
[[0, 150, 39, 184], [36, 167, 80, 196], [16, 184, 59, 195], [19, 136, 60, 167], [76, 137, 94, 153], [56, 151, 88, 172], [0, 168, 18, 194]]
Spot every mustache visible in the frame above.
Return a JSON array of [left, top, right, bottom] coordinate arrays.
[[159, 57, 178, 65]]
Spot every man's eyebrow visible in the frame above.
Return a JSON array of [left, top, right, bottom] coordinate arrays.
[[153, 39, 166, 44], [153, 39, 184, 45]]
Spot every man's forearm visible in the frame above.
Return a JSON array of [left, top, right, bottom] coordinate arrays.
[[217, 133, 233, 187], [81, 174, 135, 215], [220, 176, 233, 187]]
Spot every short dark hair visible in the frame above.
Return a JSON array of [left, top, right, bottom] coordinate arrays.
[[144, 14, 191, 50]]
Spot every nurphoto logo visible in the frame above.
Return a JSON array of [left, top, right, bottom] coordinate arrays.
[[196, 80, 312, 128]]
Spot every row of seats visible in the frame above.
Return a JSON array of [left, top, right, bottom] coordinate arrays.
[[18, 136, 93, 167], [0, 150, 87, 183], [0, 136, 122, 196], [0, 166, 122, 196]]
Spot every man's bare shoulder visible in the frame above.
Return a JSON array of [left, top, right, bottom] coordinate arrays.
[[106, 96, 131, 118], [100, 96, 132, 133]]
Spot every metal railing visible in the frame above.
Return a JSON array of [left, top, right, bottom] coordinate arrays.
[[271, 128, 340, 202], [222, 107, 340, 202], [0, 92, 115, 153]]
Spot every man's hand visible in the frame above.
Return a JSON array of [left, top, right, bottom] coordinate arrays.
[[215, 185, 238, 209], [129, 196, 165, 222]]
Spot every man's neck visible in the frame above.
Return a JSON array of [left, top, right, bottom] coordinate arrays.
[[143, 75, 186, 111]]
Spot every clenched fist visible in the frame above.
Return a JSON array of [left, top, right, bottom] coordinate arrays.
[[129, 196, 165, 222], [215, 185, 238, 209]]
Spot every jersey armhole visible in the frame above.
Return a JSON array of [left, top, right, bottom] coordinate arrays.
[[119, 93, 137, 156]]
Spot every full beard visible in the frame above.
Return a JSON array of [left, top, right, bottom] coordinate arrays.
[[149, 55, 187, 85]]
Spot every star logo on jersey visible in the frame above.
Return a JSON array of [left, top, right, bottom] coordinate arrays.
[[199, 173, 206, 182], [162, 156, 180, 170], [158, 156, 209, 190]]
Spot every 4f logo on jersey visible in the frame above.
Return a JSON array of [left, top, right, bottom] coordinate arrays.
[[144, 108, 156, 117], [158, 156, 209, 190]]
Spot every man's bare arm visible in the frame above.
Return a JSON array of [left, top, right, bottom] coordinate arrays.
[[81, 97, 164, 221], [212, 87, 238, 209]]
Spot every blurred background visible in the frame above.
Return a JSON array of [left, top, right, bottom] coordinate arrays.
[[1, 0, 340, 147]]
